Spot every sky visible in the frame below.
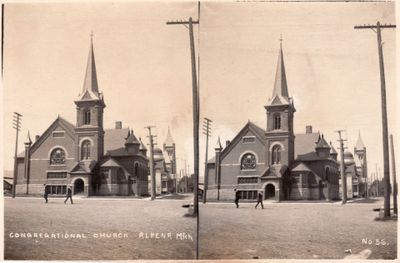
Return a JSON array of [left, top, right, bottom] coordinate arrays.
[[2, 1, 397, 183]]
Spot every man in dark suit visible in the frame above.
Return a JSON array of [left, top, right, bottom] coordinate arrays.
[[43, 184, 49, 203], [255, 191, 264, 209], [234, 189, 240, 208], [64, 186, 73, 204]]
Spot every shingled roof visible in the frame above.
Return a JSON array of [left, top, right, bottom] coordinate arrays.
[[104, 128, 130, 152]]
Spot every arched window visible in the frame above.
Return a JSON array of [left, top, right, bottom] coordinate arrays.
[[273, 114, 281, 130], [50, 148, 66, 165], [272, 145, 281, 164], [84, 109, 91, 125], [81, 140, 91, 160], [241, 153, 256, 170]]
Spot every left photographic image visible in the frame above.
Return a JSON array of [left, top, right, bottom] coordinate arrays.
[[3, 2, 198, 260]]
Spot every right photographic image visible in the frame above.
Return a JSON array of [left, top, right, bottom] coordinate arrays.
[[198, 1, 397, 260]]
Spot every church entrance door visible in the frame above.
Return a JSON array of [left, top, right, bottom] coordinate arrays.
[[74, 179, 84, 195], [265, 184, 275, 199]]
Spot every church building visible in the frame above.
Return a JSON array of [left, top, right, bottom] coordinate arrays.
[[206, 43, 341, 202], [340, 132, 368, 198], [14, 38, 149, 197]]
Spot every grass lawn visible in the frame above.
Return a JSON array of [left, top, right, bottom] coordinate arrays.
[[4, 196, 196, 260], [199, 197, 397, 260]]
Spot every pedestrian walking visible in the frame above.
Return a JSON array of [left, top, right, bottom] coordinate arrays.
[[43, 184, 49, 203], [64, 186, 73, 204], [234, 188, 240, 208], [255, 191, 264, 209]]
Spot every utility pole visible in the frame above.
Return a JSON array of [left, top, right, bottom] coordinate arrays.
[[166, 16, 200, 217], [390, 134, 397, 215], [354, 22, 395, 217], [146, 126, 156, 200], [12, 112, 22, 198], [202, 117, 212, 203], [336, 130, 347, 204], [376, 172, 379, 197]]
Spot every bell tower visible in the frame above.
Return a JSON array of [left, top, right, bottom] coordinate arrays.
[[354, 132, 368, 179], [74, 35, 106, 162], [163, 127, 176, 174], [265, 40, 295, 169]]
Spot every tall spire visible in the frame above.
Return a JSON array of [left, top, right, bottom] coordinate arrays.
[[78, 33, 100, 100], [25, 131, 32, 145], [273, 38, 289, 99], [215, 136, 223, 150], [267, 37, 290, 106], [355, 131, 366, 150], [164, 127, 175, 146]]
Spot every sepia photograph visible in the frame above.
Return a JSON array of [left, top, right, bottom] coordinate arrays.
[[2, 0, 398, 261]]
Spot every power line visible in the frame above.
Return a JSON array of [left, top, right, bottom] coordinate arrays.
[[145, 125, 156, 201], [335, 129, 347, 204], [202, 117, 212, 204], [12, 112, 22, 198]]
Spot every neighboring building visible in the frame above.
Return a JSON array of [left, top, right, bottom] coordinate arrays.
[[163, 127, 177, 175], [14, 39, 148, 197], [339, 133, 368, 198], [148, 130, 177, 194], [4, 176, 13, 193], [205, 43, 340, 202]]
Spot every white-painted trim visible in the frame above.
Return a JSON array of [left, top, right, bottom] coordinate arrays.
[[261, 182, 280, 191], [220, 163, 240, 167], [71, 177, 87, 185], [52, 131, 65, 138], [242, 135, 256, 144], [220, 162, 265, 167], [268, 142, 285, 151], [47, 145, 69, 159], [31, 158, 74, 161], [79, 137, 94, 146], [238, 150, 259, 164]]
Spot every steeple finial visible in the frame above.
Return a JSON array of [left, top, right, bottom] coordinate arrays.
[[279, 34, 283, 49], [90, 31, 94, 43]]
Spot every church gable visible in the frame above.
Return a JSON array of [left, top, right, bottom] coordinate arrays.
[[220, 122, 266, 165], [30, 117, 76, 160]]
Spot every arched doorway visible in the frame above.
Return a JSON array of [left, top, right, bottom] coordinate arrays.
[[265, 184, 276, 199], [74, 179, 85, 195]]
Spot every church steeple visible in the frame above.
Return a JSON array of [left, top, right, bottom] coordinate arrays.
[[164, 127, 175, 147], [273, 42, 288, 98], [354, 131, 366, 151], [74, 34, 106, 162], [77, 33, 103, 102], [265, 39, 296, 168], [267, 38, 292, 106], [163, 127, 176, 174]]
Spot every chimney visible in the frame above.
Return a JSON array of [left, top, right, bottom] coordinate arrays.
[[306, 125, 313, 134], [115, 121, 122, 129], [35, 135, 40, 142], [226, 140, 231, 147]]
